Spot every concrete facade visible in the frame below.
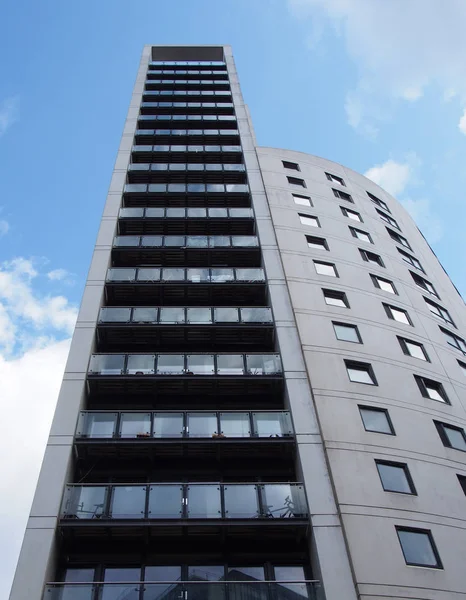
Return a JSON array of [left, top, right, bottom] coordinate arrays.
[[9, 46, 466, 600]]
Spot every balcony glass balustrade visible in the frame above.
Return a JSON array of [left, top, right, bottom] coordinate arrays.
[[123, 183, 249, 194], [138, 114, 236, 122], [106, 267, 265, 283], [144, 90, 232, 97], [134, 134, 239, 142], [88, 353, 282, 377], [76, 410, 293, 439], [113, 235, 259, 248], [119, 208, 254, 219], [127, 163, 245, 173], [132, 143, 241, 151], [141, 101, 233, 108], [98, 306, 272, 325], [61, 483, 307, 521], [44, 580, 322, 600]]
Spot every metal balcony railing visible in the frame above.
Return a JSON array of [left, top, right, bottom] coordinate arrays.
[[138, 114, 235, 123], [98, 306, 272, 325], [88, 353, 282, 377], [143, 90, 232, 98], [123, 183, 249, 194], [76, 410, 292, 440], [61, 482, 308, 521], [132, 142, 241, 152], [127, 163, 245, 173], [44, 580, 322, 600]]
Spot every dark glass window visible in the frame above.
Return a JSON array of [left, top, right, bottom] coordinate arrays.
[[435, 421, 466, 452], [360, 249, 384, 267], [333, 188, 353, 202], [325, 172, 345, 186], [415, 376, 450, 403], [376, 461, 416, 494], [345, 360, 377, 385], [398, 337, 429, 361], [306, 235, 329, 250], [287, 176, 306, 188], [323, 289, 349, 308], [333, 322, 362, 343], [396, 528, 442, 568], [359, 406, 394, 435], [282, 160, 300, 171], [383, 304, 412, 326]]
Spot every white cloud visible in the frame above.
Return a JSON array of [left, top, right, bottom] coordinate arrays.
[[364, 157, 417, 197], [47, 268, 71, 281], [0, 96, 19, 137], [0, 220, 9, 237], [0, 338, 71, 600], [458, 108, 466, 135], [289, 0, 466, 133], [400, 197, 444, 244], [0, 256, 77, 597]]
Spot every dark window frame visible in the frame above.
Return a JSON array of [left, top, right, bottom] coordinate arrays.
[[349, 226, 373, 244], [322, 289, 350, 308], [371, 274, 398, 295], [314, 260, 339, 277], [398, 337, 430, 362], [434, 420, 466, 452], [457, 474, 466, 496], [306, 235, 329, 250], [292, 193, 313, 206], [299, 213, 320, 227], [332, 321, 363, 344], [410, 271, 440, 299], [386, 227, 412, 250], [344, 359, 378, 386], [282, 160, 300, 171], [396, 527, 443, 569], [414, 375, 450, 404], [375, 460, 417, 495], [397, 248, 424, 272], [358, 405, 395, 435], [376, 208, 400, 229], [360, 248, 385, 267], [340, 206, 363, 222], [383, 303, 413, 326], [367, 191, 391, 213], [424, 298, 455, 327], [287, 176, 306, 188], [458, 360, 466, 375], [326, 172, 346, 186], [333, 188, 353, 202], [440, 326, 466, 355]]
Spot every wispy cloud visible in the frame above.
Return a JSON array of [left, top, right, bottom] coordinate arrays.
[[0, 220, 10, 237], [288, 0, 466, 134], [0, 96, 19, 137], [47, 268, 73, 283]]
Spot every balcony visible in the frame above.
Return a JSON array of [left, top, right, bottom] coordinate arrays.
[[75, 410, 293, 463], [137, 115, 236, 130], [104, 268, 267, 307], [87, 353, 283, 406], [145, 81, 230, 91], [131, 144, 243, 167], [112, 235, 260, 268], [59, 482, 308, 542], [118, 207, 254, 236], [134, 130, 240, 146], [44, 580, 322, 600], [148, 60, 227, 67], [96, 306, 274, 352], [143, 90, 232, 103], [140, 102, 234, 116], [123, 183, 250, 209], [127, 164, 246, 184]]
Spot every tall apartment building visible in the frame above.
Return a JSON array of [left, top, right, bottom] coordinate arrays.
[[9, 45, 466, 600]]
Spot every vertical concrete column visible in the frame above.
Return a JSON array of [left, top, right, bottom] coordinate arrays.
[[223, 47, 358, 600], [8, 46, 151, 600]]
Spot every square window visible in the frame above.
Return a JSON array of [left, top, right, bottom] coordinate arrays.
[[333, 322, 362, 343], [359, 406, 394, 435], [283, 160, 300, 171], [410, 272, 439, 298], [414, 376, 449, 404], [314, 261, 337, 277], [371, 274, 397, 294], [435, 421, 466, 451], [292, 193, 312, 207], [424, 298, 455, 327], [288, 176, 306, 188], [333, 189, 353, 202], [367, 192, 391, 213], [396, 527, 442, 569], [398, 337, 429, 361], [360, 249, 384, 267], [398, 248, 424, 271], [376, 461, 416, 494], [458, 360, 466, 376], [387, 227, 412, 250], [326, 172, 345, 186], [323, 289, 349, 308], [341, 206, 362, 222], [383, 304, 412, 326], [350, 227, 373, 244], [306, 235, 329, 250], [345, 360, 377, 385], [299, 213, 320, 227], [376, 208, 400, 229]]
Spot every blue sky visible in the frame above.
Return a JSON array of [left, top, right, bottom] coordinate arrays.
[[1, 0, 466, 596]]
